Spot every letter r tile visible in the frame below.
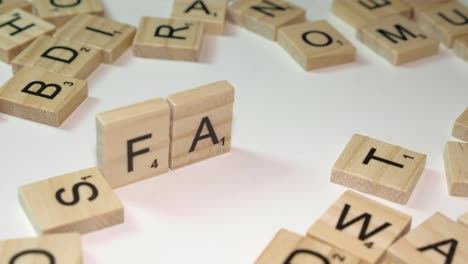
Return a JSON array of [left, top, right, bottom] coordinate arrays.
[[307, 191, 412, 264], [331, 134, 426, 204], [96, 98, 170, 189], [19, 167, 124, 234], [166, 81, 234, 170], [11, 35, 102, 79], [0, 67, 87, 127], [388, 213, 468, 264]]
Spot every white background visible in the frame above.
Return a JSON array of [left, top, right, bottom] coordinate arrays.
[[1, 0, 468, 263]]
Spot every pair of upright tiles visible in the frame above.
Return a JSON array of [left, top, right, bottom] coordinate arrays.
[[334, 0, 468, 64], [256, 191, 468, 263], [229, 0, 357, 71], [18, 80, 234, 236], [0, 4, 137, 126]]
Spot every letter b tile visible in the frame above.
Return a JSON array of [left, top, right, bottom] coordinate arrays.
[[19, 167, 124, 234], [331, 134, 426, 204], [308, 191, 412, 264], [96, 98, 170, 189], [0, 67, 87, 127], [167, 81, 234, 170], [12, 35, 102, 79]]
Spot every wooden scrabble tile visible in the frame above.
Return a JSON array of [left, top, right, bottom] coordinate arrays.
[[228, 0, 305, 40], [171, 0, 227, 34], [53, 14, 136, 64], [0, 0, 31, 15], [459, 212, 468, 228], [0, 9, 55, 63], [357, 15, 439, 65], [167, 80, 234, 170], [387, 213, 468, 264], [444, 141, 468, 197], [332, 0, 412, 29], [96, 98, 170, 189], [331, 134, 426, 204], [402, 0, 450, 9], [255, 229, 360, 264], [0, 233, 82, 263], [0, 67, 87, 126], [415, 1, 468, 48], [277, 20, 356, 70], [19, 167, 124, 234], [454, 35, 468, 61], [133, 17, 204, 61], [32, 0, 104, 26], [307, 191, 412, 264], [12, 35, 102, 79], [453, 108, 468, 141]]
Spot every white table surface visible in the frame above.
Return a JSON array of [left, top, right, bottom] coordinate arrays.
[[1, 0, 467, 263]]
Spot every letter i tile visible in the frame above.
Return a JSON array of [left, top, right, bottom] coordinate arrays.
[[19, 167, 124, 234], [96, 98, 170, 189], [331, 134, 426, 204], [12, 35, 102, 79], [0, 67, 87, 127]]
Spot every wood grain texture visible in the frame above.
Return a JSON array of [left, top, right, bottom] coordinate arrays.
[[228, 0, 305, 40], [453, 108, 468, 141], [415, 1, 468, 48], [54, 14, 136, 64], [96, 98, 170, 189], [387, 213, 468, 264], [167, 80, 234, 170], [255, 229, 360, 264], [459, 212, 468, 228], [0, 9, 55, 63], [0, 0, 31, 15], [331, 134, 426, 204], [454, 35, 468, 61], [444, 141, 468, 196], [332, 0, 412, 28], [12, 35, 102, 79], [171, 0, 227, 34], [277, 20, 356, 70], [402, 0, 450, 8], [0, 233, 82, 264], [0, 67, 87, 126], [307, 191, 412, 264], [19, 167, 124, 234], [133, 17, 204, 61], [32, 0, 104, 26], [357, 15, 439, 65]]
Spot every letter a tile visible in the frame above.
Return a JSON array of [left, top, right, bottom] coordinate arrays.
[[331, 134, 426, 204], [32, 0, 104, 26], [167, 81, 234, 170], [277, 20, 356, 70], [0, 9, 55, 63], [255, 229, 360, 264], [307, 191, 412, 264], [453, 108, 468, 142], [228, 0, 305, 40], [0, 67, 87, 126], [0, 0, 32, 15], [332, 0, 412, 28], [133, 17, 205, 61], [53, 14, 136, 64], [96, 98, 170, 189], [444, 141, 468, 197], [11, 35, 102, 79], [0, 233, 82, 263], [415, 1, 468, 48], [388, 213, 468, 264], [19, 167, 124, 234], [357, 15, 439, 65], [171, 0, 228, 34]]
